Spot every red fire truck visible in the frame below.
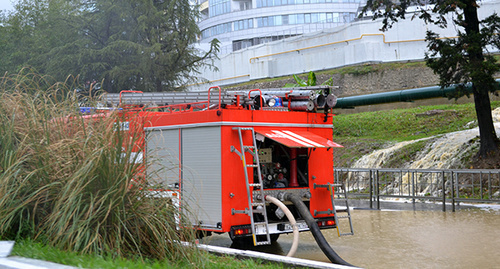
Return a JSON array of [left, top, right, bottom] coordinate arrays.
[[100, 86, 353, 255]]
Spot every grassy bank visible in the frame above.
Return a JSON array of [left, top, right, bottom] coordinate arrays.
[[10, 239, 283, 269], [332, 101, 500, 168]]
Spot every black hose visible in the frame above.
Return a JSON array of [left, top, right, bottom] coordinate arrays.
[[284, 193, 354, 267]]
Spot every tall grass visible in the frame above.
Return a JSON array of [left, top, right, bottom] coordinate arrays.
[[0, 72, 198, 263]]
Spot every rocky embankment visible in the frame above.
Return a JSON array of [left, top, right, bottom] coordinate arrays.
[[226, 62, 439, 97], [352, 107, 500, 170]]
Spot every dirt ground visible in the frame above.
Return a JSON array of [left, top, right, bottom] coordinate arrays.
[[471, 147, 500, 169]]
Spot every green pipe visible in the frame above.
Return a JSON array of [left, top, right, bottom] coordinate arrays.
[[332, 81, 489, 109]]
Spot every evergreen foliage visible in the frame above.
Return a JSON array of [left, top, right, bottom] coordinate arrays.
[[0, 0, 219, 92]]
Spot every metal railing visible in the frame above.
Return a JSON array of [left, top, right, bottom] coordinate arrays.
[[334, 168, 500, 211]]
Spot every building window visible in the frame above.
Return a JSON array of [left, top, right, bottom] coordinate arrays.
[[332, 13, 339, 22], [234, 19, 254, 31], [275, 16, 282, 25], [326, 12, 333, 23], [342, 12, 350, 22], [239, 1, 251, 10], [233, 39, 255, 51], [209, 0, 230, 17], [305, 13, 311, 23], [252, 0, 359, 8], [297, 14, 304, 24], [311, 13, 319, 23], [201, 12, 356, 40], [282, 15, 289, 25], [254, 12, 355, 28]]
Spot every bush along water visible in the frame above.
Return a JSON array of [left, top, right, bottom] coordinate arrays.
[[0, 72, 199, 263]]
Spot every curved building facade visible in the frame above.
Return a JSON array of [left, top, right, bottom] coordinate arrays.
[[197, 0, 362, 53]]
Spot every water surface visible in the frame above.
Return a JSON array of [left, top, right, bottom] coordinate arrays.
[[202, 207, 500, 268]]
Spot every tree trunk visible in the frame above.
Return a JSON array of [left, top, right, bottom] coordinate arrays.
[[464, 1, 500, 157], [155, 78, 163, 92], [103, 75, 114, 93], [473, 87, 499, 156]]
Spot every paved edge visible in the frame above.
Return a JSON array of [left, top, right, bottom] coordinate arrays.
[[196, 243, 360, 269], [0, 257, 77, 269]]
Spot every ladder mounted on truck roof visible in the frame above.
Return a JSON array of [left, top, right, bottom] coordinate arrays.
[[101, 85, 338, 112]]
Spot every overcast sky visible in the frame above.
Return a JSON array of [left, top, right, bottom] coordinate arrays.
[[0, 0, 14, 12]]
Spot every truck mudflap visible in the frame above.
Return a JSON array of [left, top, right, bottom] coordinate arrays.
[[229, 217, 336, 240]]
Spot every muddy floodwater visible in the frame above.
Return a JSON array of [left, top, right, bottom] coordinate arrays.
[[201, 206, 500, 268]]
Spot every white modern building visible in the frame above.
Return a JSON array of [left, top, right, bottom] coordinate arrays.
[[189, 0, 500, 92], [197, 0, 363, 54]]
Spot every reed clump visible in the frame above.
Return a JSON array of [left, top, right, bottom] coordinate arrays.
[[0, 72, 198, 263]]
